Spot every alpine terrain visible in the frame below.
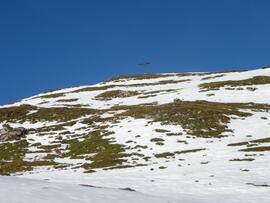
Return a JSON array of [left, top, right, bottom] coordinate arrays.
[[1, 67, 270, 202]]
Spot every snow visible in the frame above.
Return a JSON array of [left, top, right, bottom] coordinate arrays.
[[19, 110, 270, 202], [1, 68, 270, 202], [0, 69, 267, 111], [0, 176, 173, 203], [3, 68, 269, 110]]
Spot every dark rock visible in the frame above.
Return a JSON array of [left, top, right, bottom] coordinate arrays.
[[173, 98, 183, 103]]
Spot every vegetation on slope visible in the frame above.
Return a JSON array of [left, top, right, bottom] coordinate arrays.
[[0, 104, 101, 123], [0, 105, 37, 122], [119, 101, 269, 138], [0, 69, 269, 176], [0, 139, 57, 175], [62, 130, 131, 170], [200, 76, 270, 91], [104, 70, 245, 83], [73, 79, 190, 93], [95, 90, 139, 100]]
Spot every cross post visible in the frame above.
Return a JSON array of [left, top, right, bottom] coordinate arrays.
[[138, 59, 150, 74]]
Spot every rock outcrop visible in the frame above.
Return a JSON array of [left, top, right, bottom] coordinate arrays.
[[0, 126, 27, 141]]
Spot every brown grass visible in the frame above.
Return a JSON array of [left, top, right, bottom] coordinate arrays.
[[200, 76, 270, 91]]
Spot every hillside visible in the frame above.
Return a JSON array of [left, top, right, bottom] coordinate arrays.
[[1, 67, 270, 202], [0, 176, 172, 203]]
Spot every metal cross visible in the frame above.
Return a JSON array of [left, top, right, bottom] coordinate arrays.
[[138, 58, 150, 75]]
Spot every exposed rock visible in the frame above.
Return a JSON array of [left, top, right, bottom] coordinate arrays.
[[118, 90, 135, 97], [0, 126, 27, 141], [173, 98, 183, 103], [0, 127, 8, 135]]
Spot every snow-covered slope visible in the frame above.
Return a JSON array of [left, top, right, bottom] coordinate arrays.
[[1, 67, 270, 202], [0, 176, 172, 203]]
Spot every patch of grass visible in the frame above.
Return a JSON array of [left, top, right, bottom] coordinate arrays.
[[199, 76, 270, 91], [37, 101, 48, 105], [229, 158, 255, 162], [120, 101, 267, 138], [38, 144, 61, 150], [130, 152, 145, 157], [155, 152, 175, 158], [104, 74, 174, 82], [244, 154, 257, 157], [224, 87, 257, 91], [175, 148, 206, 154], [246, 87, 257, 91], [177, 140, 188, 144], [95, 90, 139, 100], [0, 139, 57, 175], [0, 159, 57, 175], [0, 104, 37, 122], [43, 86, 77, 94], [143, 89, 177, 95], [0, 140, 29, 161], [31, 142, 42, 147], [62, 104, 90, 107], [36, 121, 77, 133], [83, 169, 96, 173], [120, 187, 136, 192], [239, 146, 270, 152], [103, 165, 134, 170], [201, 74, 225, 81], [0, 105, 100, 123], [228, 142, 249, 146], [247, 183, 270, 187], [43, 154, 58, 160], [155, 79, 191, 85], [63, 130, 130, 170], [155, 129, 170, 133], [246, 143, 258, 147], [250, 137, 270, 143], [30, 107, 99, 122], [39, 93, 65, 98], [132, 145, 148, 149], [80, 116, 114, 126], [73, 85, 117, 93], [229, 137, 270, 147], [167, 132, 183, 136], [56, 98, 79, 102], [138, 95, 157, 99], [125, 140, 134, 143], [142, 156, 151, 161], [150, 138, 165, 142], [80, 184, 100, 188]]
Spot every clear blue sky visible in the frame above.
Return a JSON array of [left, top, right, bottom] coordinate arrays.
[[1, 0, 270, 105]]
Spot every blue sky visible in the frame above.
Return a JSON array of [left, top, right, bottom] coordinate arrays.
[[1, 0, 270, 105]]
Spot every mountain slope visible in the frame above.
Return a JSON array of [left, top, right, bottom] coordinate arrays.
[[0, 176, 173, 203], [1, 67, 270, 202]]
